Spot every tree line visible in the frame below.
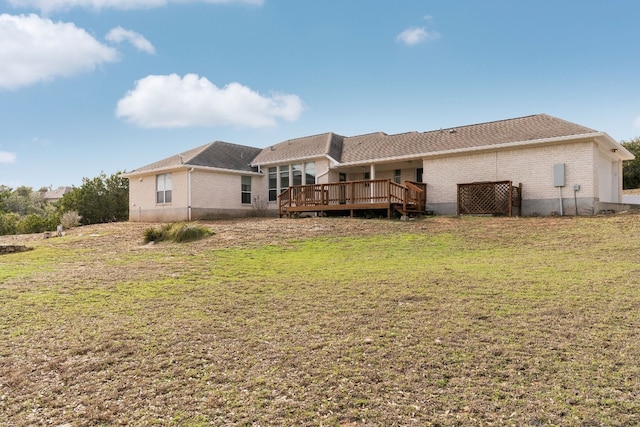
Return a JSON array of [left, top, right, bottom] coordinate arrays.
[[0, 171, 128, 236], [622, 137, 640, 189]]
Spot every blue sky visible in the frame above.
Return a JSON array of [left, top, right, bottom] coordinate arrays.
[[1, 0, 639, 189]]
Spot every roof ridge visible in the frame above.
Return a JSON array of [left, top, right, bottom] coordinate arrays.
[[180, 142, 214, 163], [209, 140, 260, 149], [347, 131, 388, 138], [279, 131, 335, 144], [425, 114, 545, 134]]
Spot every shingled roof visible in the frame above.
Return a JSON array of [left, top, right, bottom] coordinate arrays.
[[128, 141, 261, 175], [251, 132, 344, 165], [127, 114, 626, 177], [339, 114, 601, 164]]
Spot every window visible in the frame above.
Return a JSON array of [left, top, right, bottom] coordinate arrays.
[[279, 165, 289, 190], [156, 173, 172, 204], [416, 168, 424, 183], [363, 172, 370, 180], [241, 176, 252, 204], [394, 169, 401, 184], [292, 164, 303, 186], [304, 162, 316, 184], [268, 167, 277, 201], [275, 162, 316, 195]]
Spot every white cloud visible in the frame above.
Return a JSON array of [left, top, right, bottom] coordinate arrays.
[[7, 0, 263, 13], [116, 73, 305, 128], [0, 151, 17, 164], [396, 27, 440, 46], [0, 14, 119, 90], [634, 116, 640, 128], [106, 27, 155, 54]]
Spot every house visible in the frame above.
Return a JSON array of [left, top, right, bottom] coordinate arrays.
[[123, 114, 634, 221], [42, 186, 73, 203]]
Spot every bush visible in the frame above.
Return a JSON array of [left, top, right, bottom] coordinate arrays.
[[17, 214, 47, 234], [143, 226, 164, 243], [0, 212, 20, 235], [60, 211, 82, 229], [143, 222, 213, 243], [169, 222, 213, 243]]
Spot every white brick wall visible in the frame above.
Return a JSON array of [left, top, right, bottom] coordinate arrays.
[[423, 140, 598, 204]]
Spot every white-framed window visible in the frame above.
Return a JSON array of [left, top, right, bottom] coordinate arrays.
[[279, 165, 289, 191], [156, 173, 172, 204], [241, 176, 252, 204], [292, 163, 303, 186], [304, 162, 316, 184], [394, 169, 402, 184], [275, 162, 316, 194], [268, 167, 277, 202]]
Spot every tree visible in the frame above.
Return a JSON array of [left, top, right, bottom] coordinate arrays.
[[58, 171, 129, 225], [0, 185, 11, 212], [622, 137, 640, 189], [4, 186, 45, 216]]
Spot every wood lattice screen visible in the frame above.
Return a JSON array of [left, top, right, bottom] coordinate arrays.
[[457, 181, 522, 216]]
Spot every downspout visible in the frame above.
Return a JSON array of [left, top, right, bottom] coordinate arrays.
[[316, 166, 331, 182], [188, 168, 194, 221]]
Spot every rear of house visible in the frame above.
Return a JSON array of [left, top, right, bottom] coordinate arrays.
[[123, 114, 634, 221]]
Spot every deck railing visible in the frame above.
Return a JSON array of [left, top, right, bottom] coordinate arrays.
[[278, 179, 426, 217]]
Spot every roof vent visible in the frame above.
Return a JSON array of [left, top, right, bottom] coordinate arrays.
[[449, 129, 457, 134]]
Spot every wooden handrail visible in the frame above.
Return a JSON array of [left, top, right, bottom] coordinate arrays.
[[278, 178, 427, 217]]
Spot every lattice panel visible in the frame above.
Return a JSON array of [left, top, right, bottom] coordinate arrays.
[[458, 181, 513, 216]]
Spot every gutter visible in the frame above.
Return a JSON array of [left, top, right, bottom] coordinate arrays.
[[335, 132, 632, 167], [122, 164, 263, 178]]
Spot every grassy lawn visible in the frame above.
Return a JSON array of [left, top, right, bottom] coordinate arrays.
[[1, 215, 639, 426]]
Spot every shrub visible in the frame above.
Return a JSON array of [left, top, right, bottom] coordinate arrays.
[[168, 222, 213, 243], [143, 222, 213, 243], [0, 212, 20, 235], [251, 196, 269, 217], [143, 227, 164, 243], [60, 211, 82, 229], [17, 214, 47, 234]]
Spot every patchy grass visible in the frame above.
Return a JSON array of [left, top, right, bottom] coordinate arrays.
[[0, 215, 639, 426]]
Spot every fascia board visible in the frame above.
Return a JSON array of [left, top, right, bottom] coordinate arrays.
[[251, 154, 336, 167], [122, 164, 262, 178], [335, 133, 614, 167]]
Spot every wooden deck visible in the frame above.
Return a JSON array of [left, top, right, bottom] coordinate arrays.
[[278, 179, 427, 218]]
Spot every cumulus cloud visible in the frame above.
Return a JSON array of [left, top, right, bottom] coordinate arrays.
[[0, 151, 17, 164], [7, 0, 263, 13], [0, 14, 119, 90], [396, 27, 440, 46], [116, 73, 305, 128], [106, 27, 155, 54]]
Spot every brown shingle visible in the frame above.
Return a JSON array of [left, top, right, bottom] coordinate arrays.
[[251, 132, 344, 165], [340, 114, 599, 163], [129, 141, 261, 174]]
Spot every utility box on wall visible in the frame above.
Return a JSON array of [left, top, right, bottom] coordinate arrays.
[[554, 163, 566, 187]]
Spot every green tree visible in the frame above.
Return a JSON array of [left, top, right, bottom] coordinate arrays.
[[58, 171, 129, 225], [622, 137, 640, 189], [0, 212, 20, 235], [4, 186, 45, 216], [0, 185, 11, 212]]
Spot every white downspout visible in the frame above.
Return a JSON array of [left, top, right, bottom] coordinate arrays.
[[188, 168, 194, 221]]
